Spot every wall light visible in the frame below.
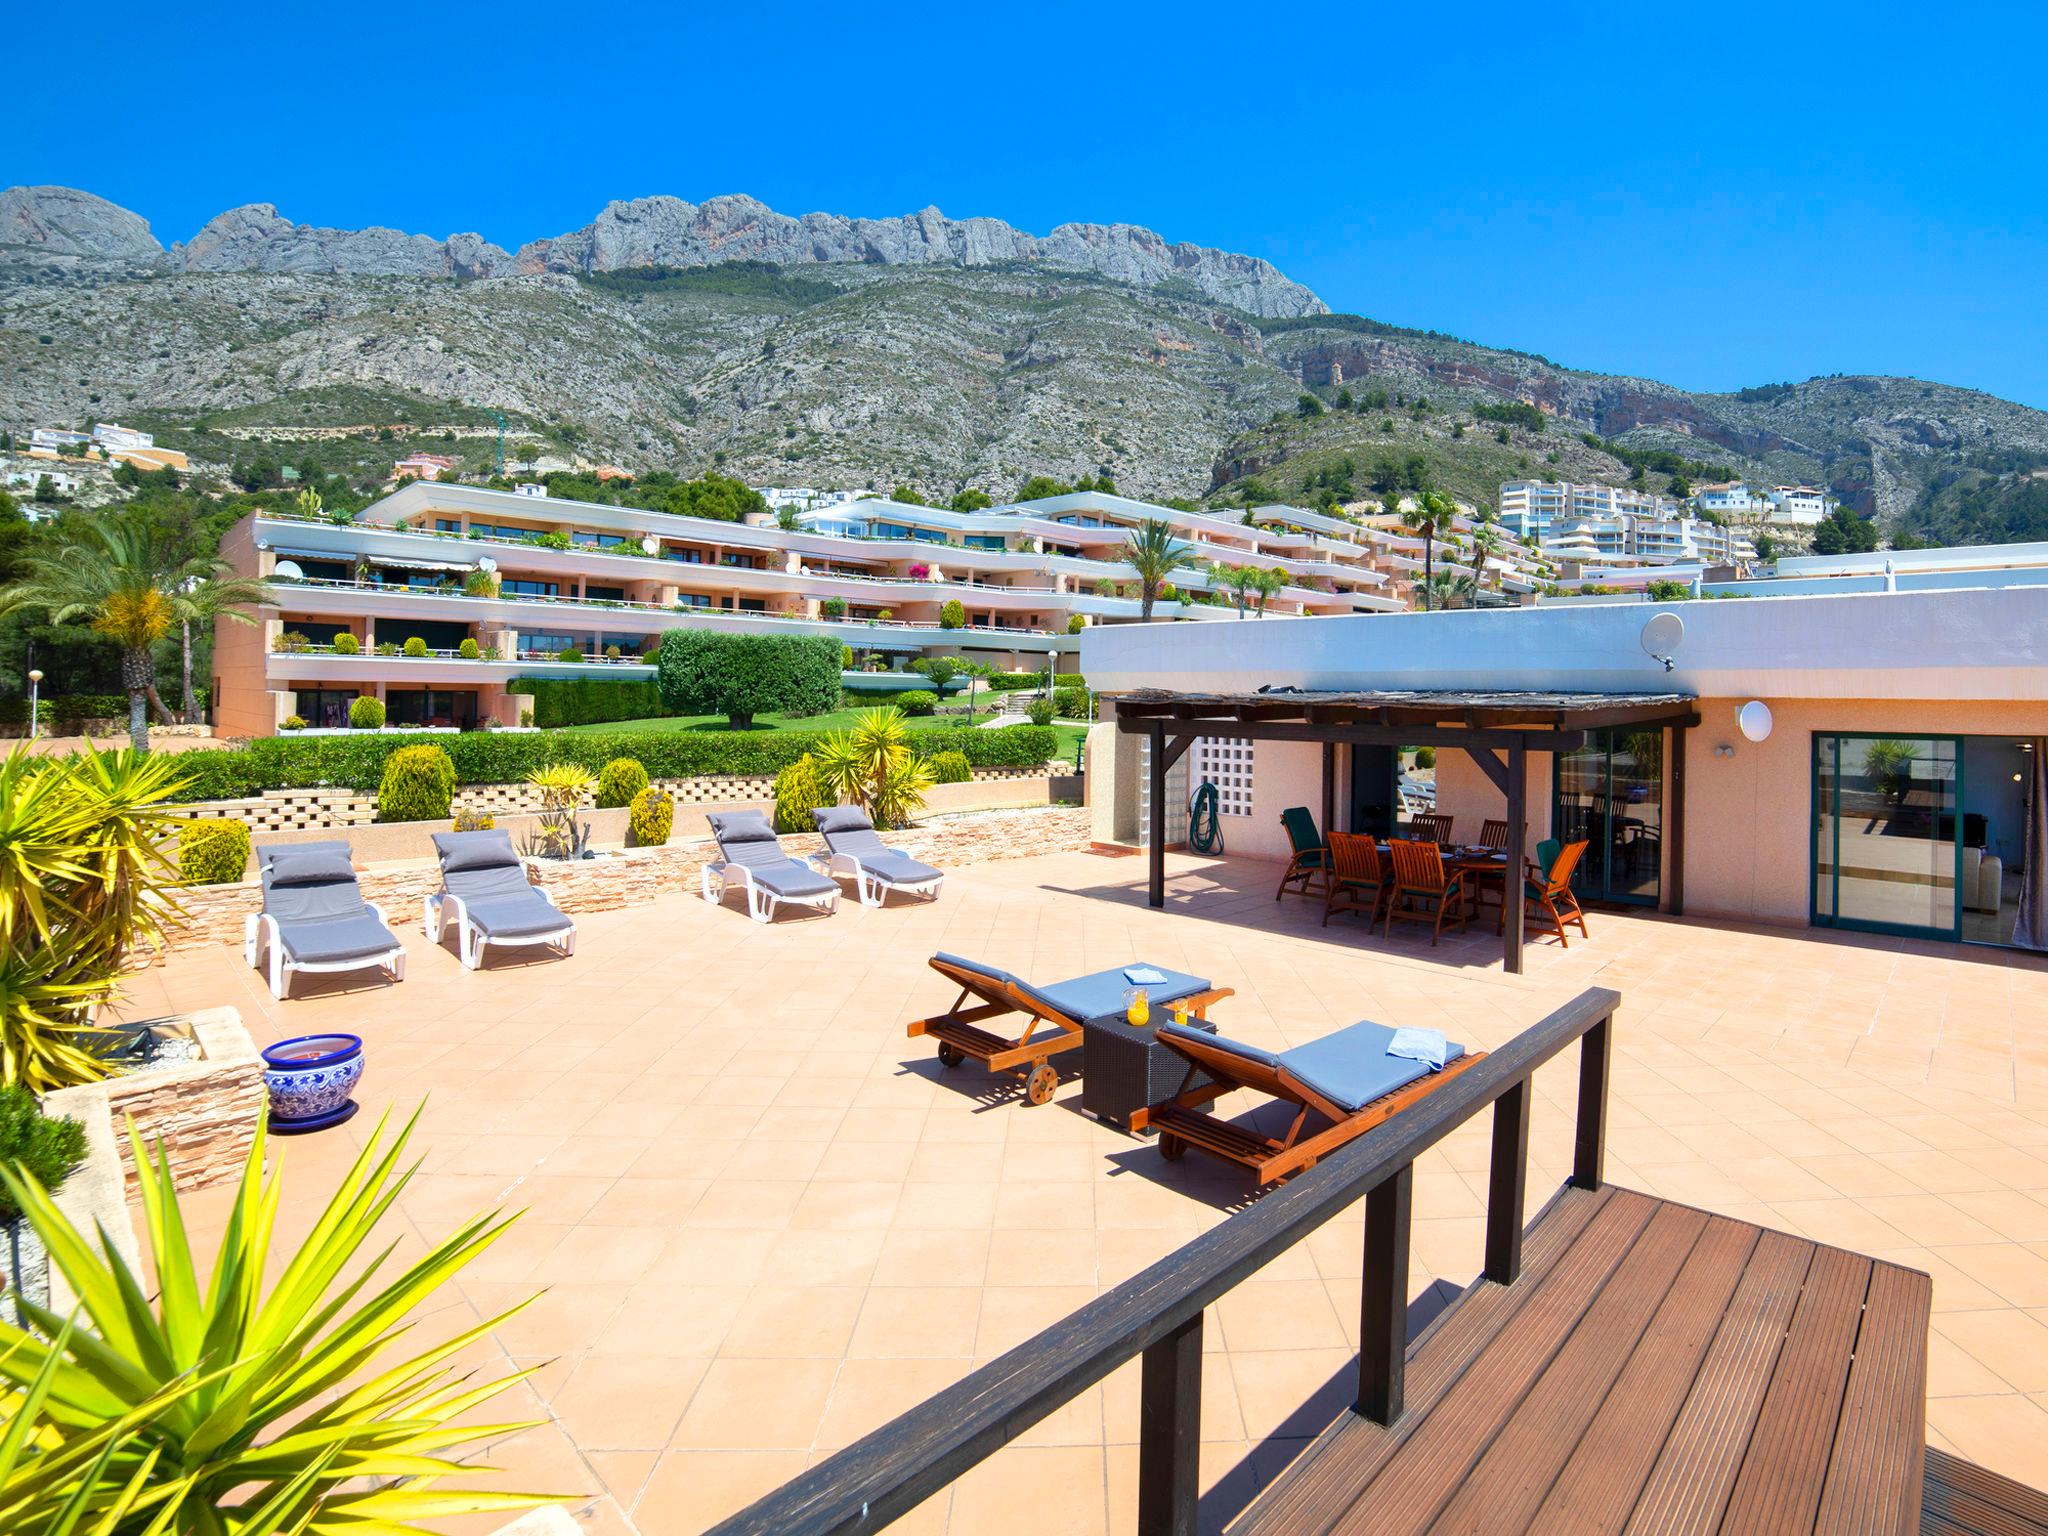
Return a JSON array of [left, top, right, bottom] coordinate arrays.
[[1713, 743, 1736, 759]]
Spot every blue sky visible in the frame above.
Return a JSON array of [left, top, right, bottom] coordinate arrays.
[[11, 1, 2047, 407]]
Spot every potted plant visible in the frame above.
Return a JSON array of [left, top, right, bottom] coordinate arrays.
[[259, 1033, 365, 1131], [0, 1086, 86, 1322]]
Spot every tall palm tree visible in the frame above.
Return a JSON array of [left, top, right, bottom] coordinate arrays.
[[1, 507, 267, 752], [1399, 490, 1457, 611], [1467, 519, 1504, 594], [1252, 567, 1287, 615], [172, 571, 270, 725], [1125, 520, 1197, 622]]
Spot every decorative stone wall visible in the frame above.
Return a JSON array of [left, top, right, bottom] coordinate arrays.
[[153, 807, 1093, 952], [183, 787, 376, 833], [43, 1007, 264, 1198]]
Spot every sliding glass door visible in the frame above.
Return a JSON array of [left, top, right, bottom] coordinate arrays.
[[1812, 734, 1962, 939], [1553, 728, 1663, 906]]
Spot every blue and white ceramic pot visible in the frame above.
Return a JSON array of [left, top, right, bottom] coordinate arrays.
[[261, 1034, 365, 1133]]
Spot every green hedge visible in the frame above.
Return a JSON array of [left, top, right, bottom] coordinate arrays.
[[0, 688, 210, 726], [983, 673, 1086, 693], [162, 723, 1061, 802], [509, 677, 671, 729]]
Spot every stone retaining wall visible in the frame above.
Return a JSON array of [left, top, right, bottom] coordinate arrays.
[[183, 787, 376, 833], [153, 806, 1092, 954]]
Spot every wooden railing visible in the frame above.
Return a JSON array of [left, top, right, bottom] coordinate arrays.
[[706, 985, 1621, 1536]]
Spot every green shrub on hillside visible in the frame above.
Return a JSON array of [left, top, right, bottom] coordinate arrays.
[[377, 743, 457, 822], [656, 631, 840, 728], [773, 754, 828, 833], [596, 757, 649, 809], [897, 689, 938, 716], [178, 820, 251, 885], [348, 696, 386, 729], [628, 784, 673, 846], [929, 750, 972, 784], [163, 724, 1061, 803]]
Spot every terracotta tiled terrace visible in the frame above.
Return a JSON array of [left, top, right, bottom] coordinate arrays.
[[118, 849, 2048, 1534]]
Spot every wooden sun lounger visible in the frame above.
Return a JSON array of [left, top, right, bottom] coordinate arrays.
[[908, 953, 1232, 1107], [1149, 1021, 1486, 1183]]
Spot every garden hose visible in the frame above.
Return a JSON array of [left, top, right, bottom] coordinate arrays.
[[1188, 779, 1224, 855]]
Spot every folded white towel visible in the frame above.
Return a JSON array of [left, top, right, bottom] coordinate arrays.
[[1122, 966, 1168, 985], [1388, 1027, 1450, 1072]]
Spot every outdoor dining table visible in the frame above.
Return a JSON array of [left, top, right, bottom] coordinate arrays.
[[1444, 844, 1512, 921]]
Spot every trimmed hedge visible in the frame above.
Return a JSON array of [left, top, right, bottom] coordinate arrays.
[[0, 688, 210, 727], [929, 750, 972, 784], [161, 724, 1062, 803], [657, 631, 839, 728], [596, 757, 649, 809], [629, 785, 674, 846], [348, 696, 386, 729], [178, 820, 251, 885], [897, 689, 938, 716], [510, 676, 670, 729], [377, 744, 456, 822], [983, 672, 1086, 693], [772, 754, 827, 834]]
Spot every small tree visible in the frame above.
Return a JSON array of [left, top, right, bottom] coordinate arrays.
[[939, 598, 967, 629], [656, 631, 839, 728]]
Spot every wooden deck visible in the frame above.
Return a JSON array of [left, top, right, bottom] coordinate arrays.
[[1923, 1448, 2048, 1535], [1232, 1184, 1933, 1535]]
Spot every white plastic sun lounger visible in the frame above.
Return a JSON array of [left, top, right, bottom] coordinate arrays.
[[703, 810, 841, 922], [424, 829, 576, 969], [809, 805, 944, 907], [244, 841, 405, 999]]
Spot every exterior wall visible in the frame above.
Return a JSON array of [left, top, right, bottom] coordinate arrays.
[[212, 517, 281, 738], [1433, 745, 1549, 869], [1681, 695, 2044, 925]]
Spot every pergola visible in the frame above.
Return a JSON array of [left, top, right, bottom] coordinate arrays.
[[1113, 687, 1701, 973]]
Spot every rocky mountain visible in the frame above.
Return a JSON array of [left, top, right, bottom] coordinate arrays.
[[3, 184, 2044, 544], [0, 185, 1323, 318]]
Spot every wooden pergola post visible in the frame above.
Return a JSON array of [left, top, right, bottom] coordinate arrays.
[[1148, 721, 1166, 909], [1321, 742, 1336, 841], [1504, 741, 1526, 975]]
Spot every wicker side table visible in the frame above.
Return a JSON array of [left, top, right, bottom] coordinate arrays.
[[1079, 1015, 1217, 1134]]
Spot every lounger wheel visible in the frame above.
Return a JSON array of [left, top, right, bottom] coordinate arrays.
[[1023, 1064, 1058, 1107], [937, 1042, 964, 1068], [1159, 1133, 1185, 1161]]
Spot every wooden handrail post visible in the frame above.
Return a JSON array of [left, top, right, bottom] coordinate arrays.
[[1485, 1078, 1530, 1284], [1571, 1013, 1611, 1190], [1137, 1312, 1203, 1536], [1357, 1162, 1413, 1426]]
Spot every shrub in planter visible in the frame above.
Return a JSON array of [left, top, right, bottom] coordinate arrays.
[[332, 631, 360, 655], [520, 708, 534, 726], [178, 820, 250, 885], [939, 598, 967, 630], [773, 753, 828, 833], [897, 689, 938, 716], [628, 784, 673, 846], [1027, 697, 1055, 727], [929, 749, 972, 784], [596, 756, 649, 809], [556, 647, 583, 663], [452, 807, 495, 831], [0, 1085, 85, 1222], [1067, 614, 1085, 634], [605, 643, 622, 659], [457, 637, 481, 660], [348, 695, 386, 729], [401, 636, 428, 658], [821, 597, 848, 620], [375, 641, 400, 656], [377, 743, 456, 822], [280, 714, 306, 731]]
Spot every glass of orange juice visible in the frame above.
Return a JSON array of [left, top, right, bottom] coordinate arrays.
[[1124, 987, 1150, 1027]]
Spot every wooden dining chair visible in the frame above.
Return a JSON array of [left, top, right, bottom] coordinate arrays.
[[1507, 838, 1591, 948], [1383, 838, 1468, 945], [1479, 818, 1511, 851], [1408, 812, 1454, 844], [1322, 831, 1387, 928]]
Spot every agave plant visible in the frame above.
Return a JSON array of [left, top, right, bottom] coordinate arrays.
[[0, 1108, 566, 1534], [0, 744, 191, 1091]]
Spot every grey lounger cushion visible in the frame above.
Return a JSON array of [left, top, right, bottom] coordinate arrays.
[[709, 811, 840, 898], [935, 954, 1208, 1028], [1159, 1019, 1466, 1114], [813, 808, 942, 884], [261, 846, 399, 962], [431, 831, 570, 938]]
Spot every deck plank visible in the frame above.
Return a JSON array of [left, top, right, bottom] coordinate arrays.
[[1921, 1447, 2048, 1536], [1816, 1261, 1931, 1536], [1229, 1186, 1651, 1536]]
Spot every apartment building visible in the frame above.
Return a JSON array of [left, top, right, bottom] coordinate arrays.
[[1691, 480, 1834, 527], [1500, 480, 1754, 570], [213, 481, 1424, 737]]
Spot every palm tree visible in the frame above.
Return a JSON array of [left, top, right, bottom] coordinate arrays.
[[1, 507, 268, 752], [1399, 490, 1457, 611], [1466, 519, 1504, 594], [1125, 520, 1197, 622], [959, 660, 998, 723], [1251, 567, 1287, 615], [171, 571, 270, 725], [1422, 569, 1480, 610]]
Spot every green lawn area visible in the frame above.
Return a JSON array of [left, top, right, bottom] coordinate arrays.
[[556, 709, 1086, 762]]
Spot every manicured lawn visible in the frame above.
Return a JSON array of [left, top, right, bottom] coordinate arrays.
[[556, 709, 1087, 762]]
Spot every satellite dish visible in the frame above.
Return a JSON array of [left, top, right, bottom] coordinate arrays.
[[1737, 700, 1773, 743], [272, 560, 304, 581], [475, 557, 497, 574], [1639, 612, 1685, 673]]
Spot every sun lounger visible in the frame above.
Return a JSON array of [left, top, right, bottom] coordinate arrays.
[[809, 805, 943, 906], [702, 810, 841, 922], [244, 841, 405, 1000], [909, 952, 1232, 1106], [424, 829, 575, 969], [1148, 1018, 1484, 1183]]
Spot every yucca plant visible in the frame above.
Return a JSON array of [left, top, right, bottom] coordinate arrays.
[[0, 1108, 566, 1534], [522, 762, 597, 860], [812, 708, 931, 829], [0, 745, 191, 1092]]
